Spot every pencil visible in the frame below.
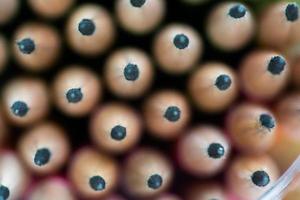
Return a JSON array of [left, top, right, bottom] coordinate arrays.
[[153, 23, 203, 74], [26, 177, 75, 200], [258, 2, 299, 49], [68, 147, 119, 199], [13, 22, 61, 71], [28, 0, 75, 19], [226, 103, 277, 154], [177, 125, 230, 176], [206, 2, 255, 51], [52, 65, 102, 117], [239, 50, 289, 101], [226, 155, 279, 200], [2, 77, 49, 126], [90, 103, 142, 154], [66, 4, 115, 56], [188, 62, 238, 113], [18, 122, 70, 175], [115, 0, 166, 34], [0, 150, 30, 200], [143, 90, 190, 140], [104, 48, 154, 99], [123, 148, 174, 198]]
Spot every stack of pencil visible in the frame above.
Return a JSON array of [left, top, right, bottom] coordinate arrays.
[[0, 0, 299, 200]]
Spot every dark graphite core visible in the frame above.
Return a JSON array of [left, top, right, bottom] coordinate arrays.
[[10, 101, 29, 117], [130, 0, 146, 8], [78, 19, 96, 36], [215, 74, 232, 91], [111, 125, 127, 141], [259, 114, 275, 130], [17, 38, 35, 54], [229, 4, 247, 19], [164, 106, 181, 122], [208, 143, 225, 159], [124, 63, 140, 81], [268, 56, 286, 75], [173, 34, 189, 50], [286, 3, 299, 22], [66, 88, 83, 103], [251, 170, 270, 187], [0, 185, 9, 200], [147, 174, 163, 189], [34, 148, 51, 166], [89, 176, 106, 191]]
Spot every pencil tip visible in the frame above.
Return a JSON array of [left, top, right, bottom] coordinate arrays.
[[251, 170, 270, 187], [268, 56, 286, 75], [286, 3, 299, 22], [229, 4, 247, 19], [17, 38, 35, 54], [111, 125, 127, 141], [78, 19, 95, 36], [259, 114, 275, 130], [10, 101, 29, 117], [34, 148, 51, 166], [0, 185, 9, 200], [130, 0, 146, 8], [89, 176, 106, 191], [124, 63, 140, 81], [164, 106, 181, 122], [208, 143, 225, 159], [173, 34, 189, 49], [66, 88, 83, 103], [215, 74, 232, 91], [147, 174, 163, 189]]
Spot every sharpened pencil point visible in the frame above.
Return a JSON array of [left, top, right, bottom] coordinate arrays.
[[124, 63, 139, 81], [78, 19, 95, 36], [164, 106, 181, 122], [10, 101, 29, 117], [286, 3, 299, 22], [17, 38, 35, 54], [215, 74, 232, 91], [259, 114, 275, 130], [147, 174, 163, 189], [208, 143, 225, 159], [173, 34, 189, 49], [0, 185, 9, 200], [66, 88, 83, 103], [251, 170, 270, 187], [89, 176, 106, 191], [111, 125, 127, 141], [130, 0, 146, 7], [34, 148, 51, 166], [229, 4, 247, 19], [268, 56, 286, 75]]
